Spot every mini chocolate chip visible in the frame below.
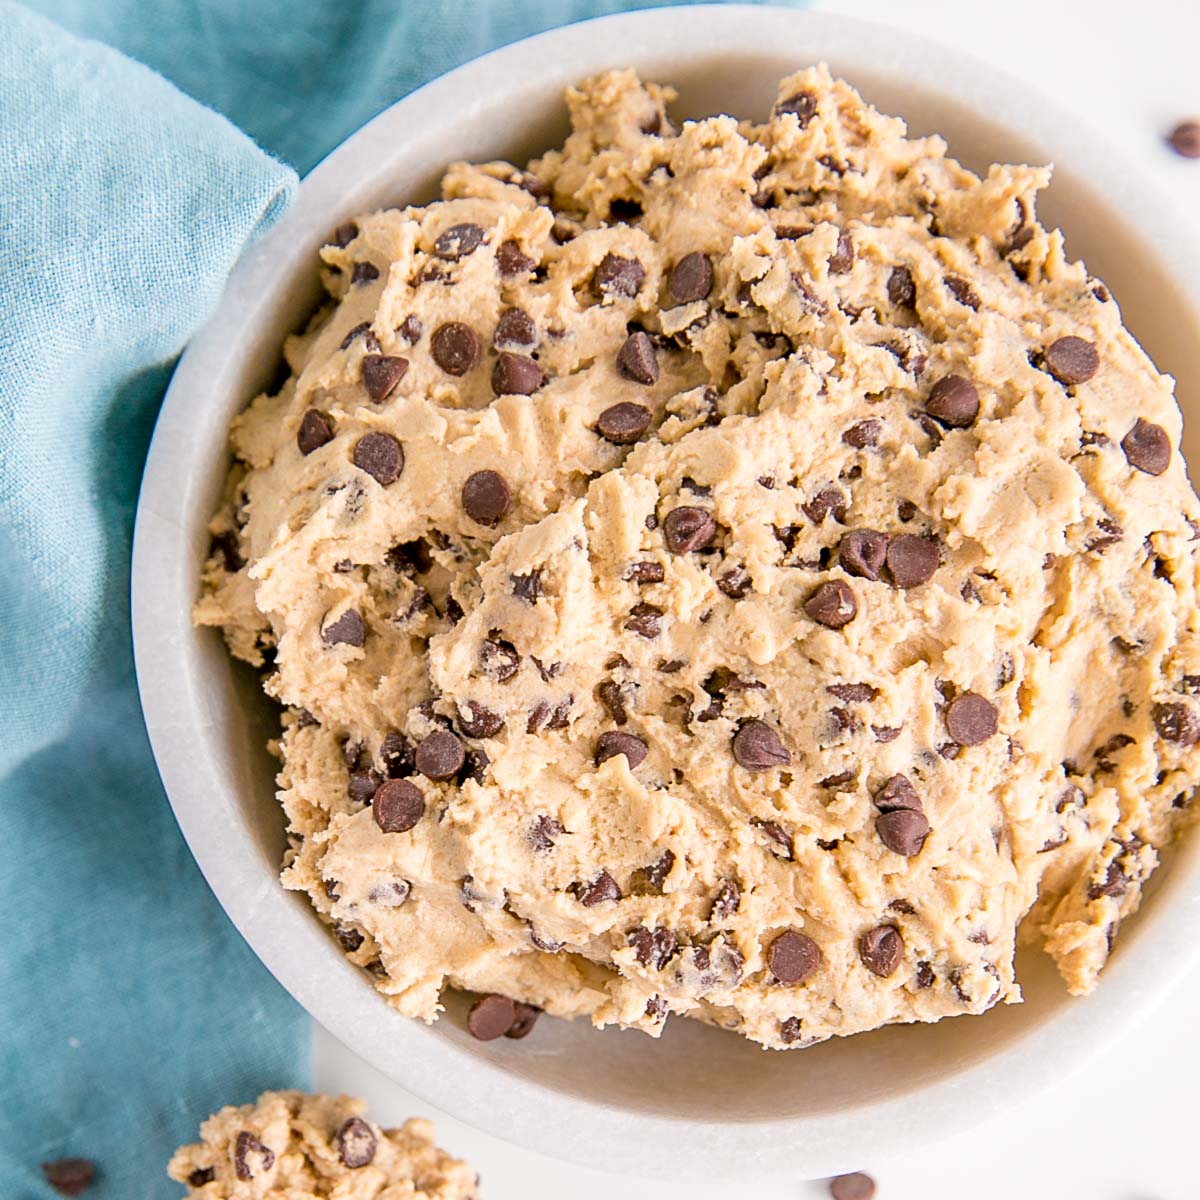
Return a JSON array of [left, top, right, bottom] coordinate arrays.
[[669, 252, 713, 303], [234, 1132, 275, 1181], [460, 702, 504, 738], [926, 374, 980, 427], [877, 808, 930, 856], [617, 331, 659, 384], [888, 265, 916, 308], [372, 779, 425, 832], [828, 683, 878, 703], [351, 261, 379, 285], [597, 680, 628, 724], [830, 1172, 877, 1200], [492, 351, 545, 395], [1044, 336, 1099, 385], [1122, 418, 1171, 476], [840, 530, 888, 581], [353, 433, 404, 485], [511, 569, 542, 603], [804, 486, 847, 523], [332, 221, 358, 248], [624, 603, 663, 638], [362, 354, 408, 402], [594, 252, 645, 298], [337, 1117, 377, 1168], [843, 419, 881, 448], [775, 90, 817, 127], [468, 993, 517, 1040], [711, 879, 741, 920], [859, 925, 903, 977], [297, 408, 333, 455], [527, 814, 564, 852], [887, 534, 939, 588], [1155, 701, 1200, 745], [434, 222, 485, 260], [805, 579, 857, 628], [596, 730, 648, 768], [946, 692, 998, 745], [944, 275, 980, 309], [494, 307, 537, 348], [462, 470, 511, 525], [732, 719, 790, 770], [506, 1002, 541, 1039], [575, 869, 622, 906], [1088, 860, 1128, 900], [629, 925, 678, 969], [414, 730, 465, 780], [41, 1159, 95, 1197], [340, 321, 379, 351], [431, 321, 480, 375], [718, 566, 752, 598], [828, 229, 854, 273], [334, 922, 363, 952], [768, 930, 822, 983], [321, 608, 365, 647], [626, 560, 665, 583], [398, 314, 423, 343], [754, 820, 793, 859], [480, 637, 520, 681], [1168, 119, 1200, 158], [874, 774, 922, 811], [496, 239, 536, 276], [596, 401, 652, 444], [663, 506, 717, 554]]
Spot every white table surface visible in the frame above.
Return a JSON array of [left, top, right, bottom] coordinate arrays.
[[315, 3, 1200, 1196]]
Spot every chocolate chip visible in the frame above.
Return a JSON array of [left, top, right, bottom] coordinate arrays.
[[886, 534, 939, 587], [414, 730, 465, 780], [1044, 336, 1099, 384], [494, 307, 537, 349], [187, 1168, 215, 1187], [626, 560, 665, 583], [805, 579, 857, 628], [596, 401, 653, 444], [625, 603, 663, 638], [1168, 119, 1200, 158], [775, 90, 817, 127], [828, 230, 854, 273], [351, 261, 379, 285], [859, 925, 903, 977], [888, 265, 916, 308], [297, 408, 333, 455], [431, 321, 480, 375], [480, 637, 520, 681], [362, 354, 408, 402], [233, 1132, 275, 1181], [843, 419, 881, 448], [398, 314, 423, 343], [41, 1160, 95, 1197], [506, 1002, 541, 1039], [631, 849, 675, 895], [596, 730, 648, 768], [710, 879, 741, 920], [368, 879, 411, 907], [754, 820, 793, 859], [669, 252, 713, 303], [460, 702, 504, 739], [492, 351, 545, 395], [348, 769, 382, 805], [462, 469, 511, 525], [321, 608, 365, 647], [629, 925, 678, 969], [1155, 701, 1200, 745], [874, 774, 921, 811], [828, 683, 877, 703], [926, 374, 980, 427], [839, 530, 888, 581], [732, 719, 790, 770], [944, 275, 980, 309], [945, 692, 998, 745], [468, 993, 517, 1040], [830, 1172, 877, 1200], [372, 779, 425, 832], [511, 569, 542, 603], [804, 486, 847, 524], [527, 814, 564, 853], [337, 1117, 377, 1168], [340, 321, 379, 352], [718, 566, 752, 598], [575, 869, 622, 906], [663, 506, 717, 554], [434, 222, 485, 260], [353, 432, 404, 485], [332, 221, 358, 248], [768, 930, 822, 983], [1121, 418, 1171, 476], [496, 239, 536, 276], [617, 331, 659, 384], [876, 808, 930, 856], [334, 922, 363, 952], [596, 681, 628, 726], [594, 252, 645, 298]]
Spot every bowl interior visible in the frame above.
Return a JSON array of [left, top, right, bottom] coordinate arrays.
[[137, 7, 1200, 1178]]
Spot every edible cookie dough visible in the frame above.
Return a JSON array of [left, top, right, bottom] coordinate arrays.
[[196, 66, 1200, 1050], [168, 1091, 477, 1199]]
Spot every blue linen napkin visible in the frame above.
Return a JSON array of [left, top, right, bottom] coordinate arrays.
[[0, 2, 805, 1196]]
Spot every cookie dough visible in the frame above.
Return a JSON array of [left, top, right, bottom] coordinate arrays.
[[196, 66, 1200, 1050], [167, 1091, 477, 1199]]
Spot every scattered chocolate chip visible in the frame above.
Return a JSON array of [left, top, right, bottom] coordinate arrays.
[[496, 239, 536, 276], [828, 229, 854, 273], [1155, 701, 1200, 745], [461, 470, 511, 526], [718, 566, 752, 599], [805, 579, 858, 628], [663, 506, 717, 554], [945, 692, 999, 745], [775, 89, 817, 127], [492, 351, 545, 395], [596, 680, 628, 725], [711, 879, 741, 920], [460, 702, 504, 738], [732, 719, 790, 770], [1121, 418, 1171, 476], [494, 307, 537, 349], [468, 993, 517, 1040], [527, 814, 564, 853], [234, 1132, 275, 1181], [596, 401, 652, 444], [625, 603, 663, 638], [297, 408, 333, 455], [511, 569, 542, 603], [361, 354, 408, 402], [804, 485, 847, 524], [1088, 860, 1129, 900], [596, 730, 648, 768], [828, 683, 877, 703], [41, 1159, 95, 1197], [372, 778, 425, 832], [1044, 336, 1099, 385], [1168, 119, 1200, 158], [617, 330, 659, 384], [332, 221, 358, 248], [629, 926, 677, 970], [431, 321, 480, 375], [627, 560, 665, 583], [926, 374, 980, 427], [414, 730, 466, 780], [754, 820, 793, 859], [575, 870, 622, 906], [480, 637, 520, 681], [337, 1117, 377, 1168], [768, 930, 822, 984], [351, 261, 379, 285], [843, 419, 881, 449], [877, 808, 930, 856], [840, 530, 889, 581], [434, 222, 485, 261], [830, 1171, 877, 1200], [353, 433, 404, 485], [915, 961, 936, 988], [859, 925, 903, 977], [594, 252, 645, 298], [321, 608, 365, 647], [944, 275, 980, 309], [631, 849, 675, 894], [506, 1002, 541, 1039], [669, 252, 713, 303], [886, 534, 939, 588], [888, 265, 916, 309]]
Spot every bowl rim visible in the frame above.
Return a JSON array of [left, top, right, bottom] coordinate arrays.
[[132, 3, 1200, 1180]]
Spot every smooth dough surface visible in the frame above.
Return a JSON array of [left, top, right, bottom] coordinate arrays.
[[196, 66, 1200, 1050], [167, 1091, 477, 1198]]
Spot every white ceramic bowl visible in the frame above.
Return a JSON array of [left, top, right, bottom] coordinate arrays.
[[132, 5, 1200, 1181]]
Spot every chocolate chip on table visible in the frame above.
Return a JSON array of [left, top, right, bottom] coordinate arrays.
[[805, 580, 857, 628], [351, 261, 379, 285], [496, 239, 536, 276], [828, 229, 854, 273], [877, 808, 930, 856], [1155, 701, 1200, 745], [434, 222, 485, 260], [361, 354, 408, 402], [506, 1002, 542, 1039], [617, 330, 659, 384], [768, 930, 822, 984], [1043, 336, 1099, 385], [480, 637, 520, 680], [41, 1159, 95, 1197], [1121, 418, 1171, 475], [596, 401, 652, 443], [626, 560, 665, 583], [460, 701, 504, 738], [332, 221, 358, 248], [774, 89, 817, 127], [431, 321, 480, 374], [840, 530, 888, 581], [297, 408, 333, 455], [467, 993, 517, 1040], [353, 433, 404, 485], [669, 252, 714, 303], [462, 469, 511, 525], [596, 730, 648, 768], [527, 814, 564, 852], [732, 719, 790, 770], [337, 1117, 377, 1168], [494, 307, 537, 348], [926, 374, 980, 427], [594, 252, 645, 298], [492, 351, 545, 395], [886, 533, 939, 588], [1168, 119, 1200, 158], [575, 869, 622, 906], [944, 274, 980, 310], [945, 692, 998, 745], [414, 730, 466, 780], [859, 925, 903, 977], [888, 265, 916, 308], [829, 1171, 877, 1200], [624, 603, 663, 638], [234, 1131, 275, 1181], [663, 506, 717, 554], [710, 878, 741, 920], [321, 608, 365, 647], [843, 419, 881, 448], [372, 778, 425, 832]]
